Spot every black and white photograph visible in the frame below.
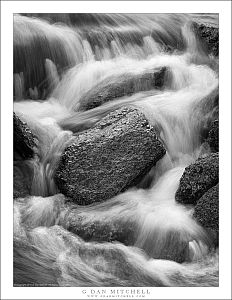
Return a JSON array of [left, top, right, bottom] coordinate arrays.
[[1, 0, 231, 299]]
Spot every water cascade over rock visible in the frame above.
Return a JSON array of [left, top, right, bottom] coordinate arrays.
[[13, 13, 219, 287]]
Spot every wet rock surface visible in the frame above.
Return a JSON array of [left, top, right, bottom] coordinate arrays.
[[193, 184, 219, 243], [175, 153, 219, 205], [78, 67, 167, 111], [195, 23, 219, 56], [206, 120, 219, 152], [14, 167, 30, 199], [55, 106, 166, 205], [13, 162, 33, 199], [64, 203, 187, 263], [65, 209, 136, 245], [14, 113, 37, 159]]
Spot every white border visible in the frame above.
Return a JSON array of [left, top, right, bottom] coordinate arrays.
[[1, 1, 231, 299]]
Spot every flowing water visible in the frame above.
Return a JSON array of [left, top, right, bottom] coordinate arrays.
[[13, 13, 219, 287]]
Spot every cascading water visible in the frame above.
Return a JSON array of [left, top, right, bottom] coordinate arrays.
[[13, 13, 219, 287]]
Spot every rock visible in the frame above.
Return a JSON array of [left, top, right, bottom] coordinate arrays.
[[194, 23, 219, 56], [55, 106, 166, 204], [65, 208, 136, 245], [175, 153, 219, 205], [13, 113, 36, 198], [191, 86, 219, 144], [63, 203, 186, 263], [206, 120, 219, 152], [78, 67, 167, 111], [193, 184, 219, 244], [14, 113, 37, 159], [13, 162, 33, 198], [14, 168, 29, 198]]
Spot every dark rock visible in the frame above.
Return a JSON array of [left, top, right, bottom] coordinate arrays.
[[194, 23, 219, 56], [13, 162, 33, 198], [77, 67, 168, 111], [14, 113, 37, 159], [55, 106, 166, 205], [14, 168, 29, 198], [175, 153, 219, 205], [206, 120, 219, 152], [193, 184, 219, 244]]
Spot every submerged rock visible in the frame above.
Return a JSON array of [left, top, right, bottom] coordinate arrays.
[[65, 209, 136, 245], [14, 113, 37, 159], [64, 203, 188, 263], [206, 120, 219, 152], [193, 184, 219, 244], [175, 153, 219, 205], [55, 106, 166, 204], [78, 67, 167, 111]]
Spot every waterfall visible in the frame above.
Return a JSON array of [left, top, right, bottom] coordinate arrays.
[[13, 13, 219, 287]]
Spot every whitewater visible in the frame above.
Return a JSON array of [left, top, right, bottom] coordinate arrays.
[[13, 13, 219, 287]]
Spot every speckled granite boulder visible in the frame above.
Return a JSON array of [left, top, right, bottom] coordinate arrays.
[[55, 106, 166, 205], [206, 120, 219, 152], [193, 184, 219, 230], [194, 23, 219, 56], [175, 153, 219, 205], [193, 184, 219, 245], [14, 113, 37, 159], [77, 67, 167, 111]]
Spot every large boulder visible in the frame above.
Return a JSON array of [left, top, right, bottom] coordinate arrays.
[[14, 113, 37, 159], [175, 153, 219, 205], [55, 106, 166, 205], [193, 184, 219, 244], [205, 119, 219, 152], [77, 67, 167, 111]]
